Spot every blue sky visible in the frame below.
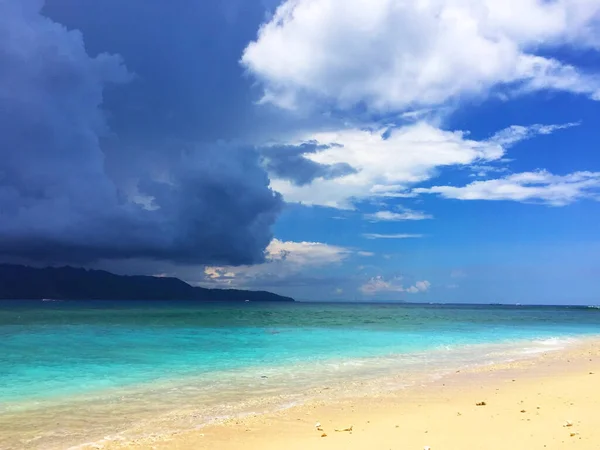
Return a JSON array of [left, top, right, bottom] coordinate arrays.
[[1, 0, 600, 303]]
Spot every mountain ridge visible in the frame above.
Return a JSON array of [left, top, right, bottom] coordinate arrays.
[[0, 264, 294, 302]]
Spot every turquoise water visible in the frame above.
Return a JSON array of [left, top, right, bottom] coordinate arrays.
[[1, 301, 599, 449], [2, 301, 600, 403]]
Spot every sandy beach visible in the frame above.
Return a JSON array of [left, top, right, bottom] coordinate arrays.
[[91, 339, 600, 450]]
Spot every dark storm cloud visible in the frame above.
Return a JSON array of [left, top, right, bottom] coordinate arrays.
[[41, 0, 278, 143], [261, 142, 357, 186], [42, 0, 348, 145], [0, 0, 282, 265]]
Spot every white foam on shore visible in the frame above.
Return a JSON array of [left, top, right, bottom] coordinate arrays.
[[5, 335, 594, 450], [517, 337, 577, 354]]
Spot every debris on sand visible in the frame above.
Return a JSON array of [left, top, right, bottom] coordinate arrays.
[[321, 433, 327, 438], [564, 421, 573, 427], [334, 426, 353, 432], [476, 401, 487, 406]]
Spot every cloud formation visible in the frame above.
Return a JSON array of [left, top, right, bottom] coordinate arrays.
[[0, 0, 282, 265], [243, 0, 600, 111], [360, 276, 431, 295], [260, 142, 356, 186], [268, 122, 571, 208], [487, 123, 580, 147], [365, 209, 433, 222], [414, 170, 600, 206], [202, 238, 352, 287]]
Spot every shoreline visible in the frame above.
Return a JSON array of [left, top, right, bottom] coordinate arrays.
[[1, 335, 598, 449], [3, 335, 579, 409], [82, 336, 600, 450]]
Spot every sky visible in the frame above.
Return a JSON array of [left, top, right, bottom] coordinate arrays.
[[1, 0, 600, 303]]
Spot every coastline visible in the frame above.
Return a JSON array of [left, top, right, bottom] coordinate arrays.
[[88, 337, 600, 450]]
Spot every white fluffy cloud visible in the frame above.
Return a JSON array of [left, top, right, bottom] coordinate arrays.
[[366, 209, 433, 221], [202, 238, 352, 286], [268, 122, 572, 208], [469, 164, 510, 178], [406, 280, 432, 294], [265, 238, 351, 265], [360, 276, 431, 295], [242, 0, 600, 111], [487, 123, 580, 147], [414, 170, 600, 205]]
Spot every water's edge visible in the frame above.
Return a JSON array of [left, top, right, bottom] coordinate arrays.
[[3, 301, 599, 449], [1, 335, 592, 450]]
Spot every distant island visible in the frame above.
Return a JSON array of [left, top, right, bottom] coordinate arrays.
[[0, 264, 294, 302]]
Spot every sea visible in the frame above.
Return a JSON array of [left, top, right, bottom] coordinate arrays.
[[1, 300, 599, 449]]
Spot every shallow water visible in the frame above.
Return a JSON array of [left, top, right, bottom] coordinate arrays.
[[1, 301, 599, 449]]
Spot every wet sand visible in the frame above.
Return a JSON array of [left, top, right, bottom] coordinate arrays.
[[89, 339, 600, 450]]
